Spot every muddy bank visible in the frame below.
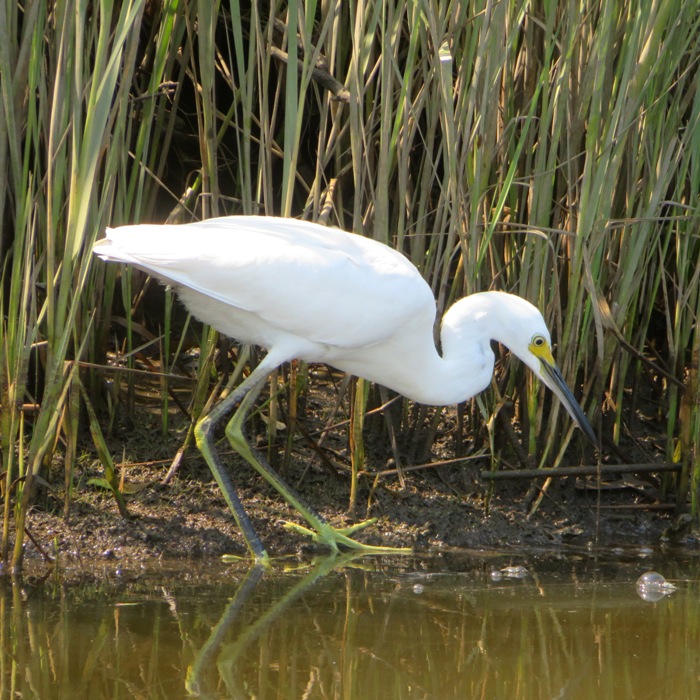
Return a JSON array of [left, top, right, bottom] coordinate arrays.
[[16, 446, 685, 573]]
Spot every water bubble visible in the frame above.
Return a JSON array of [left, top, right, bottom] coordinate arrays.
[[412, 584, 424, 595], [637, 571, 673, 589], [636, 571, 676, 602]]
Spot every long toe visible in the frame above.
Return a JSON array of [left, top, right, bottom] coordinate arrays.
[[283, 521, 413, 554]]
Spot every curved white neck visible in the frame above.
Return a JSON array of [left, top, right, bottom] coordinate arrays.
[[331, 294, 522, 406]]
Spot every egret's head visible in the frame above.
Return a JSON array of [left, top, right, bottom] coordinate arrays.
[[488, 293, 597, 445], [528, 330, 590, 430]]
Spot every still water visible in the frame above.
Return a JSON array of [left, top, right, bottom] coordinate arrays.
[[3, 547, 699, 699]]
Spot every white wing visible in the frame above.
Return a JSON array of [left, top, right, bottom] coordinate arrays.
[[94, 216, 437, 350]]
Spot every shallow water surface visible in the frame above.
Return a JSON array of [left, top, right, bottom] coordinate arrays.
[[3, 547, 699, 699]]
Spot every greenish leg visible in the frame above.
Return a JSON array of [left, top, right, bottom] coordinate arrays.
[[194, 372, 271, 564], [224, 375, 412, 555], [196, 359, 412, 558]]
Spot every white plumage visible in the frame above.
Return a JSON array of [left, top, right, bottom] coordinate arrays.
[[94, 215, 595, 560]]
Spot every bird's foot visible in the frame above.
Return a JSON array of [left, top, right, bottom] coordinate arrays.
[[283, 519, 413, 555]]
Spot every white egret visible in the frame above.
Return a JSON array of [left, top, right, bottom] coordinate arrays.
[[93, 215, 596, 561]]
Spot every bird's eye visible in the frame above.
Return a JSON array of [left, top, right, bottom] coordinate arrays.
[[532, 334, 546, 347]]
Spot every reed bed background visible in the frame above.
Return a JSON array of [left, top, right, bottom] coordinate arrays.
[[1, 0, 699, 568]]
